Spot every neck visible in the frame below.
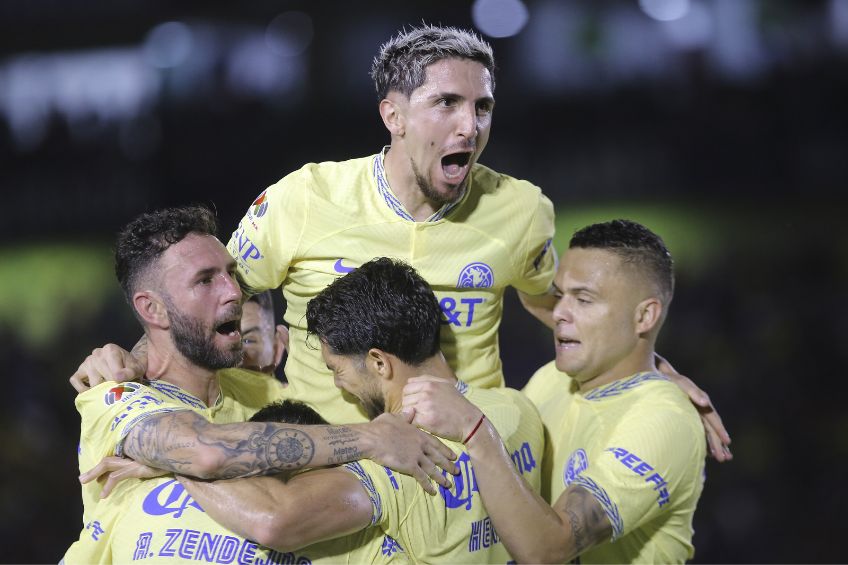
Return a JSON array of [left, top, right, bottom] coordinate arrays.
[[386, 352, 457, 413], [577, 344, 657, 393], [383, 144, 441, 222], [145, 333, 221, 406]]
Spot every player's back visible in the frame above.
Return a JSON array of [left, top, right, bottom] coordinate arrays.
[[346, 383, 544, 563], [63, 474, 405, 565]]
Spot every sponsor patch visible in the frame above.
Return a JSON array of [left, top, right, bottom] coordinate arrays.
[[250, 190, 269, 218], [104, 382, 141, 405]]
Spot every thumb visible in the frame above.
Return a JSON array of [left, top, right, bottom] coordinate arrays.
[[401, 406, 415, 423]]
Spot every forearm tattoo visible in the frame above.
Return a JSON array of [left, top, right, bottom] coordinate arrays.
[[561, 486, 612, 556], [324, 426, 362, 464], [122, 412, 364, 479]]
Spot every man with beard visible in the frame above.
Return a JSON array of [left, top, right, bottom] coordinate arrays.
[[66, 398, 407, 564], [403, 220, 708, 563], [175, 258, 545, 563], [210, 24, 559, 425], [65, 207, 456, 563], [71, 25, 730, 459]]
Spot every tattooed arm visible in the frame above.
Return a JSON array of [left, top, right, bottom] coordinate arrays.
[[116, 409, 456, 489], [464, 418, 611, 563], [177, 467, 373, 551]]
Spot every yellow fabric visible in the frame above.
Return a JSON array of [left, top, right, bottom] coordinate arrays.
[[63, 475, 403, 565], [343, 384, 544, 563], [523, 362, 706, 564], [74, 369, 285, 527], [227, 152, 556, 423]]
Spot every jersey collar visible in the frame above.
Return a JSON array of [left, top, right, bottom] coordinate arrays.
[[372, 146, 464, 222]]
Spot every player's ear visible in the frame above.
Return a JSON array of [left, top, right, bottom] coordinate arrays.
[[365, 348, 394, 381], [379, 96, 405, 137], [134, 290, 169, 329], [634, 297, 662, 335], [272, 325, 289, 370]]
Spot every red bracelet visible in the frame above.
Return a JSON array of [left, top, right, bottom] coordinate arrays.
[[463, 414, 486, 444]]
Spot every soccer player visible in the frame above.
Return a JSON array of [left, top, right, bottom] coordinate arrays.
[[403, 220, 708, 563], [69, 24, 730, 460], [224, 23, 558, 424], [65, 400, 406, 564], [240, 291, 288, 377], [68, 206, 455, 542], [176, 258, 545, 563]]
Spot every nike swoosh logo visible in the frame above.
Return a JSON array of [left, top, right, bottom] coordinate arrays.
[[333, 259, 356, 273]]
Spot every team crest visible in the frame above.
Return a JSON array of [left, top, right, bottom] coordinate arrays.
[[250, 190, 269, 218], [457, 262, 494, 288], [104, 382, 141, 405], [563, 448, 589, 487]]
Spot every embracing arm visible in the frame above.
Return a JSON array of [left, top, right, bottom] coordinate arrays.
[[178, 468, 372, 551], [120, 410, 455, 488], [517, 290, 557, 330], [466, 419, 611, 563]]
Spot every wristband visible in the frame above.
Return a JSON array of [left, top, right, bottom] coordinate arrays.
[[463, 414, 486, 444]]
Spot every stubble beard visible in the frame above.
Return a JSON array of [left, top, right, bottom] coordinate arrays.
[[165, 299, 244, 371], [411, 159, 466, 207]]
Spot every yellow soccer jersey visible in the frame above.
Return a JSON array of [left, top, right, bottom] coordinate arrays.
[[228, 150, 556, 423], [342, 382, 544, 564], [75, 369, 286, 526], [64, 475, 405, 565], [523, 362, 707, 564]]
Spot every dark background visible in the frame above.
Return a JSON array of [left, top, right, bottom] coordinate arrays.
[[1, 0, 846, 562]]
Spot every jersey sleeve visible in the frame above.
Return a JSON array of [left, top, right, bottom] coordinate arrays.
[[342, 460, 419, 541], [573, 402, 704, 541], [511, 191, 556, 296], [226, 171, 310, 295], [76, 381, 192, 462]]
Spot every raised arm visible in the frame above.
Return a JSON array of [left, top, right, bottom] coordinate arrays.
[[119, 409, 456, 490], [69, 337, 148, 393], [465, 417, 611, 563], [517, 290, 557, 330], [403, 376, 610, 563], [177, 467, 372, 551]]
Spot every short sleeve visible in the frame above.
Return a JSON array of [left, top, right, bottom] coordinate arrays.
[[343, 460, 417, 538], [76, 381, 192, 462], [226, 171, 310, 295], [574, 403, 704, 541], [512, 192, 556, 295]]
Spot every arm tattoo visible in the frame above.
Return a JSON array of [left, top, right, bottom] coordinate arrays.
[[560, 486, 613, 556], [324, 426, 362, 464], [122, 411, 364, 479]]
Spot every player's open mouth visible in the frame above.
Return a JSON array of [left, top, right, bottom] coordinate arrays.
[[441, 151, 472, 180], [557, 337, 580, 349], [215, 320, 241, 339]]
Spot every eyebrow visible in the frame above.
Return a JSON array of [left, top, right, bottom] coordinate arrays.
[[193, 267, 218, 280], [241, 326, 260, 335]]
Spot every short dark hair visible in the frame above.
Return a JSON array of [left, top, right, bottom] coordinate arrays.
[[249, 399, 328, 426], [115, 205, 219, 305], [306, 257, 441, 365], [247, 290, 275, 317], [371, 24, 495, 100], [569, 219, 675, 303]]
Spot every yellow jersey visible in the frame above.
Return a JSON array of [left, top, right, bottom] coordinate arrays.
[[75, 369, 286, 527], [343, 383, 544, 563], [523, 362, 706, 564], [228, 150, 556, 423], [63, 475, 404, 565]]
